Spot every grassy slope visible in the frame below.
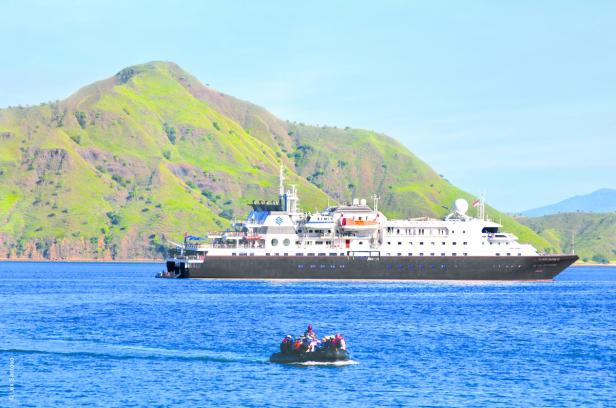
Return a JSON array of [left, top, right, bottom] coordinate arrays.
[[0, 62, 330, 259], [518, 213, 616, 263], [0, 61, 549, 259]]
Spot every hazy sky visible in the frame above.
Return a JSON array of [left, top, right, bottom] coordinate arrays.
[[1, 1, 614, 212]]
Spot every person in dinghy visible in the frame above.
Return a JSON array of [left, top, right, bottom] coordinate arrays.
[[270, 324, 350, 364]]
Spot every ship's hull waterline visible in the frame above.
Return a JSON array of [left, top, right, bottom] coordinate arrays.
[[165, 254, 578, 281]]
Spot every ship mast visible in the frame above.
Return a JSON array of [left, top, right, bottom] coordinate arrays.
[[476, 194, 486, 221], [279, 163, 284, 197]]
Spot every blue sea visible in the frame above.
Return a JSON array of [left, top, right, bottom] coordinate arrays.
[[1, 263, 615, 407]]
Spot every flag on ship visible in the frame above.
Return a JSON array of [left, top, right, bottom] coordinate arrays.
[[472, 198, 481, 207]]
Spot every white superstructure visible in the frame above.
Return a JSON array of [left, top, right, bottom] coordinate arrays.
[[175, 167, 538, 260]]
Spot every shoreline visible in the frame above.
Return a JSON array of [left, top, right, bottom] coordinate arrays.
[[0, 258, 161, 264], [0, 259, 613, 266], [573, 262, 616, 267]]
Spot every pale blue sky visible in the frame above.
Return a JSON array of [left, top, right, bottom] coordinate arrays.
[[1, 1, 614, 212]]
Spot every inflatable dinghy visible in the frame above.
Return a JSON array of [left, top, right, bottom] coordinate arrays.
[[270, 348, 350, 364]]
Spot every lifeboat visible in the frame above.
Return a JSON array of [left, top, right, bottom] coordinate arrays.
[[304, 213, 335, 230], [340, 218, 379, 231], [304, 219, 335, 230], [245, 235, 263, 241]]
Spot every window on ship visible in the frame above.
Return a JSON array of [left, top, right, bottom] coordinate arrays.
[[482, 227, 498, 233]]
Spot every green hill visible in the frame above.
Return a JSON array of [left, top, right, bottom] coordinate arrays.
[[0, 61, 549, 260], [517, 212, 616, 264]]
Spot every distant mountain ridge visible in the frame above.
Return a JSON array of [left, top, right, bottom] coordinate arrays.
[[0, 61, 548, 260], [521, 188, 616, 217]]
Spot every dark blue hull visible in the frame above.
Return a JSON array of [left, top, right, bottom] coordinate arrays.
[[166, 254, 578, 280]]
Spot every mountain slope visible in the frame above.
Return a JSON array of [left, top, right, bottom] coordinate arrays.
[[0, 61, 549, 259], [518, 212, 616, 263], [521, 188, 616, 217], [160, 63, 547, 248]]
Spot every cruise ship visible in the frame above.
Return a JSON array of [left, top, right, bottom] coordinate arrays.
[[163, 167, 577, 280]]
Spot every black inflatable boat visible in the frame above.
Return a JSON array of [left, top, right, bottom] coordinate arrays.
[[270, 348, 350, 364]]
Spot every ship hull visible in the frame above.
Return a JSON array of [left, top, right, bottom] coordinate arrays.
[[166, 254, 578, 281]]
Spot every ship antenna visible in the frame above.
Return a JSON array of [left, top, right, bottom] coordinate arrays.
[[279, 163, 284, 196]]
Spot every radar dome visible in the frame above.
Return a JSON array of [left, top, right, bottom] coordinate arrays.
[[453, 198, 469, 215]]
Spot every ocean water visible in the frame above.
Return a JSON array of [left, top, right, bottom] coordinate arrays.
[[1, 263, 615, 407]]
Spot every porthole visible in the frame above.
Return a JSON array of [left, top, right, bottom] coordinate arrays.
[[283, 238, 290, 246], [271, 238, 278, 246]]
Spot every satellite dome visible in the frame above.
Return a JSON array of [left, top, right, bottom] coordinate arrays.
[[453, 198, 469, 215]]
